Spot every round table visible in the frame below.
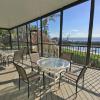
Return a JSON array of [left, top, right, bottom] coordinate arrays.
[[37, 57, 70, 71], [37, 58, 70, 88]]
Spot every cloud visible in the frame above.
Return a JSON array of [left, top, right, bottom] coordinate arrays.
[[71, 29, 80, 32], [92, 33, 100, 37], [62, 31, 88, 38]]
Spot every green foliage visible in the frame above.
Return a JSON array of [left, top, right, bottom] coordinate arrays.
[[30, 25, 37, 30], [62, 48, 100, 68]]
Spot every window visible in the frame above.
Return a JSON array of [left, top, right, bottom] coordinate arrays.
[[10, 29, 18, 49], [30, 21, 40, 53], [0, 30, 10, 50], [90, 0, 100, 67], [42, 13, 60, 57], [18, 25, 27, 49], [62, 1, 90, 64]]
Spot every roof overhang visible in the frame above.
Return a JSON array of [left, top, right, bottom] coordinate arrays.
[[0, 0, 87, 29]]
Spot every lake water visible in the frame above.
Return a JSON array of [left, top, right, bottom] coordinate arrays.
[[62, 37, 100, 54], [63, 46, 100, 54], [63, 37, 100, 42]]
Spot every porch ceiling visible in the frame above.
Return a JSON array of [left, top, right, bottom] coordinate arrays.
[[0, 0, 78, 29]]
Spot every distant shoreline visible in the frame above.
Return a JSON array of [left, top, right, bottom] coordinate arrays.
[[62, 37, 100, 42]]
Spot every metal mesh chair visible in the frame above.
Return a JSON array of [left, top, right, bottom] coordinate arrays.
[[14, 63, 41, 98], [7, 50, 23, 65], [60, 52, 73, 71], [59, 63, 90, 97], [29, 52, 40, 72], [0, 53, 7, 66], [22, 47, 30, 60]]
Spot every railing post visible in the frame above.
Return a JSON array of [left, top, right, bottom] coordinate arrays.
[[40, 18, 43, 57], [26, 24, 29, 50], [29, 24, 32, 53], [17, 28, 20, 50], [86, 0, 95, 65], [59, 10, 63, 57], [8, 30, 12, 50], [37, 21, 39, 53]]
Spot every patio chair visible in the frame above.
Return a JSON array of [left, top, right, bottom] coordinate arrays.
[[0, 53, 7, 66], [60, 52, 73, 71], [14, 63, 42, 98], [29, 52, 40, 72], [22, 47, 30, 60], [7, 50, 23, 65], [59, 63, 90, 97]]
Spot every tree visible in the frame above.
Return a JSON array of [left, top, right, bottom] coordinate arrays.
[[42, 13, 60, 35]]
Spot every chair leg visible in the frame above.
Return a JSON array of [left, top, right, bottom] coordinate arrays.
[[49, 73, 50, 83], [19, 75, 20, 90], [69, 62, 71, 71], [26, 55, 27, 60], [76, 82, 78, 98], [82, 76, 84, 88], [22, 59, 23, 65], [66, 69, 68, 72], [28, 83, 30, 98], [8, 58, 9, 66], [43, 72, 45, 89], [59, 73, 61, 88]]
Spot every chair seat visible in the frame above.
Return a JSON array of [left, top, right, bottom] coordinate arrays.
[[62, 71, 78, 81], [44, 68, 61, 74], [27, 72, 41, 82]]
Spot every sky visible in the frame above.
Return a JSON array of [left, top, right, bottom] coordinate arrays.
[[48, 0, 100, 38], [30, 0, 100, 39]]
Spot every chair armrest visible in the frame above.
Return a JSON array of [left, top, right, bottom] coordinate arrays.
[[7, 55, 14, 59], [61, 70, 78, 77], [31, 61, 37, 64], [31, 61, 41, 72]]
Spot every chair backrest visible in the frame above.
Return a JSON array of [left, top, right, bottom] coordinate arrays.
[[13, 50, 23, 62], [0, 54, 2, 58], [23, 47, 29, 55], [89, 60, 96, 68], [30, 52, 40, 63], [14, 63, 28, 82], [30, 53, 40, 71], [77, 66, 87, 81], [61, 52, 73, 61]]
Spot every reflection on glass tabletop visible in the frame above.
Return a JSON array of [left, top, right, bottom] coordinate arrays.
[[37, 58, 70, 69]]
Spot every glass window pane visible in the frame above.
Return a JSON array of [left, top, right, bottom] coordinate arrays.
[[18, 25, 27, 49], [42, 12, 60, 57], [11, 29, 18, 49], [91, 0, 100, 68], [62, 1, 90, 64], [0, 30, 10, 50]]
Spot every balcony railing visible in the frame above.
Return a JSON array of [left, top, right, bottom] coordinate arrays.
[[0, 41, 100, 68], [42, 43, 100, 68]]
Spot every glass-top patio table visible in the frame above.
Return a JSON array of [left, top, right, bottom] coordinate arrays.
[[37, 57, 70, 88], [37, 57, 70, 71]]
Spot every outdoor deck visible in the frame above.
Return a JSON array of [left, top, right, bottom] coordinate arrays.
[[0, 59, 100, 100]]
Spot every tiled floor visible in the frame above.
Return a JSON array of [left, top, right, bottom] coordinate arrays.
[[0, 60, 100, 100]]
